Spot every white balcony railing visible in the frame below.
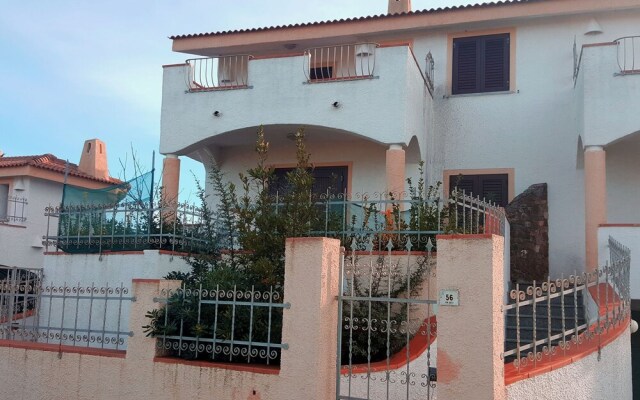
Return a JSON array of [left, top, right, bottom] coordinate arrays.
[[303, 43, 378, 82], [615, 36, 640, 75], [185, 55, 252, 91]]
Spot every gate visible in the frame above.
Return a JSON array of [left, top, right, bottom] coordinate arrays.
[[336, 237, 438, 400]]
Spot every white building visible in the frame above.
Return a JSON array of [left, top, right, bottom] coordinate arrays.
[[158, 0, 640, 293], [0, 139, 119, 268]]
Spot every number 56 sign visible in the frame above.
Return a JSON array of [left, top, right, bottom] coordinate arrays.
[[439, 289, 460, 306]]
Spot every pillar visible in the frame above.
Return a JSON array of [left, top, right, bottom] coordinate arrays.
[[161, 154, 180, 206], [385, 144, 406, 201], [584, 145, 607, 272], [279, 237, 341, 400], [436, 234, 506, 400]]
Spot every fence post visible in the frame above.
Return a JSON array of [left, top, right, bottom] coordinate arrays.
[[279, 237, 341, 400], [436, 234, 506, 400], [127, 279, 181, 361]]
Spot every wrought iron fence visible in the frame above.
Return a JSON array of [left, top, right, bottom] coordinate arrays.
[[308, 190, 505, 251], [0, 274, 134, 350], [615, 36, 640, 75], [0, 196, 27, 224], [337, 237, 437, 400], [43, 201, 207, 254], [185, 55, 252, 91], [304, 43, 378, 82], [502, 236, 630, 370], [151, 284, 290, 364], [425, 52, 435, 96]]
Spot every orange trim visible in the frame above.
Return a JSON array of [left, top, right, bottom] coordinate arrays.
[[0, 309, 35, 324], [378, 40, 413, 48], [436, 233, 493, 240], [251, 52, 305, 60], [0, 223, 27, 229], [162, 63, 188, 68], [505, 283, 629, 385], [340, 315, 437, 374], [132, 278, 161, 283], [600, 223, 640, 228], [158, 249, 190, 256], [153, 356, 281, 374], [505, 316, 629, 385], [582, 42, 616, 48], [0, 340, 127, 358]]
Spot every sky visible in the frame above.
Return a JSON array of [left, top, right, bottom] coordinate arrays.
[[0, 0, 475, 201]]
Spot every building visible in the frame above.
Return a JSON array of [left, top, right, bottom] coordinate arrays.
[[0, 139, 120, 268], [159, 0, 640, 288]]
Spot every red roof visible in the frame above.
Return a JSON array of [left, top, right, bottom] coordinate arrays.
[[0, 154, 121, 185], [169, 0, 538, 39]]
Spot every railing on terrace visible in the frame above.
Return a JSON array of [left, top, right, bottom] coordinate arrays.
[[43, 201, 207, 255], [0, 273, 134, 350], [0, 196, 27, 224], [303, 43, 378, 83], [616, 36, 640, 75], [308, 189, 505, 250], [425, 51, 435, 96], [151, 284, 289, 365], [185, 55, 252, 91], [502, 236, 630, 370]]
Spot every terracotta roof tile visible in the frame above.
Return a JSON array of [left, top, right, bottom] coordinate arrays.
[[0, 154, 121, 185], [169, 0, 539, 39]]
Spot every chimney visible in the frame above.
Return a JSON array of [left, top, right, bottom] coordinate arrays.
[[388, 0, 411, 14], [78, 138, 109, 180]]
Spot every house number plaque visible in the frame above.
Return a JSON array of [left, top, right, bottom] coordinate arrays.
[[439, 289, 460, 306]]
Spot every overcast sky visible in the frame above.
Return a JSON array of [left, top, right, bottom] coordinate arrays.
[[0, 0, 475, 200]]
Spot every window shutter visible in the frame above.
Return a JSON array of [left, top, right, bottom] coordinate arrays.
[[453, 38, 478, 94], [482, 35, 509, 92], [479, 174, 508, 207]]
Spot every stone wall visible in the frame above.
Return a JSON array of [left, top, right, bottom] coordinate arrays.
[[505, 183, 549, 283]]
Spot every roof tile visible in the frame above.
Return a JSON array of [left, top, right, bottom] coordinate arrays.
[[0, 154, 121, 184]]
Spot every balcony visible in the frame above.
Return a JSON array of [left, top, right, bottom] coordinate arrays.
[[575, 36, 640, 147], [160, 43, 433, 155]]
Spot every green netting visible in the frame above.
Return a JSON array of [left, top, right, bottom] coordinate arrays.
[[62, 170, 154, 207]]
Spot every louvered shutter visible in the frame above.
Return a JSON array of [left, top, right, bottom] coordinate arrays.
[[449, 173, 508, 207], [452, 34, 510, 94]]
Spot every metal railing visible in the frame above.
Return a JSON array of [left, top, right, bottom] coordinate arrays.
[[43, 201, 207, 255], [304, 43, 378, 82], [307, 190, 505, 250], [425, 51, 435, 96], [0, 266, 42, 323], [185, 55, 252, 91], [0, 196, 27, 224], [502, 236, 630, 370], [152, 284, 290, 364], [337, 237, 437, 400], [0, 275, 134, 350], [615, 36, 640, 75]]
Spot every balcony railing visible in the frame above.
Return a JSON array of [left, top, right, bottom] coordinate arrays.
[[303, 43, 378, 83], [185, 55, 252, 91], [0, 196, 27, 225], [43, 201, 207, 254], [615, 36, 640, 75]]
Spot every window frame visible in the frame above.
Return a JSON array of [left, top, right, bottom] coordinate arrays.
[[447, 28, 516, 96], [443, 168, 515, 206]]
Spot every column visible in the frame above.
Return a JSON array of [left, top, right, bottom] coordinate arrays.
[[584, 145, 607, 272], [278, 237, 341, 400], [161, 154, 180, 206], [436, 234, 506, 400], [385, 144, 405, 201]]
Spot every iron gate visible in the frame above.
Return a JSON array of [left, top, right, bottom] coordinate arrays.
[[336, 237, 438, 400]]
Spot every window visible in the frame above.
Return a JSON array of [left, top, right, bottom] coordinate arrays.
[[0, 184, 8, 221], [452, 33, 510, 94], [309, 66, 333, 81], [271, 166, 347, 197], [449, 174, 509, 207]]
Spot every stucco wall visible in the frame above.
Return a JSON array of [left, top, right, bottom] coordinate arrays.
[[411, 10, 640, 277], [0, 177, 62, 268], [506, 327, 632, 399], [606, 137, 640, 223]]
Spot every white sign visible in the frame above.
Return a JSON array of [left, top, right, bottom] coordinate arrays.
[[439, 289, 460, 306]]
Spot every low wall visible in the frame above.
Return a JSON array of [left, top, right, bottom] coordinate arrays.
[[42, 249, 191, 285], [506, 326, 632, 399]]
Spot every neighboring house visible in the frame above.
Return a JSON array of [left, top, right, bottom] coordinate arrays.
[[0, 139, 120, 268], [158, 0, 640, 292]]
